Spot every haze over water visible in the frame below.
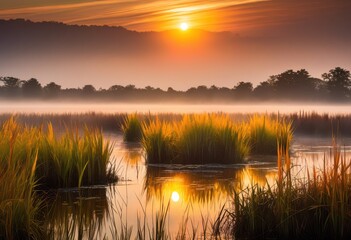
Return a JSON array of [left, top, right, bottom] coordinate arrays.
[[1, 102, 351, 114]]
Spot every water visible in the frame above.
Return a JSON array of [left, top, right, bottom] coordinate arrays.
[[2, 102, 349, 237], [45, 133, 351, 239]]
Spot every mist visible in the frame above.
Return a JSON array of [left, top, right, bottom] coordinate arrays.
[[0, 19, 350, 90]]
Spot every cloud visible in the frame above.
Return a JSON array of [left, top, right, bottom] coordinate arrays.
[[0, 0, 267, 31], [0, 0, 350, 35]]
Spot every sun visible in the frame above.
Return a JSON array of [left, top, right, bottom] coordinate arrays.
[[180, 22, 189, 31]]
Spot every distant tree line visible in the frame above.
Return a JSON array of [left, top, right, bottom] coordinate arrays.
[[1, 67, 350, 103]]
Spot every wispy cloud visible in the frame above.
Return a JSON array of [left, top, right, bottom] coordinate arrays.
[[0, 0, 267, 31], [0, 0, 349, 33]]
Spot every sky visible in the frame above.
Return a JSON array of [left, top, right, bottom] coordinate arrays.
[[0, 0, 350, 89], [1, 0, 350, 34]]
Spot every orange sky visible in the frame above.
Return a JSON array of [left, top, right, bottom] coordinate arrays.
[[0, 0, 350, 89], [1, 0, 350, 34]]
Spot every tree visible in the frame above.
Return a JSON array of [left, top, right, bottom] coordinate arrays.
[[233, 81, 253, 99], [254, 81, 274, 99], [0, 76, 21, 89], [268, 69, 317, 99], [44, 82, 61, 97], [0, 76, 22, 97], [82, 85, 96, 95], [22, 78, 42, 97], [145, 86, 155, 91], [234, 82, 253, 92], [322, 67, 351, 100], [167, 87, 176, 93], [108, 85, 124, 91], [125, 84, 136, 91]]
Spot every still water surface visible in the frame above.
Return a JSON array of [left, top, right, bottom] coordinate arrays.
[[46, 134, 351, 239]]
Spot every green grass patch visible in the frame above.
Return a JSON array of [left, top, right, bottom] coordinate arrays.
[[247, 115, 293, 155], [142, 114, 292, 164], [122, 113, 143, 142], [142, 114, 250, 164]]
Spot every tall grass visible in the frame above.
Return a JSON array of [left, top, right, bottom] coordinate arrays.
[[176, 114, 249, 164], [247, 115, 293, 155], [0, 119, 42, 239], [0, 118, 116, 189], [3, 112, 351, 137], [142, 114, 249, 164], [142, 114, 291, 164], [0, 117, 117, 239], [142, 119, 177, 164], [229, 139, 351, 239], [36, 124, 116, 188], [122, 114, 143, 142]]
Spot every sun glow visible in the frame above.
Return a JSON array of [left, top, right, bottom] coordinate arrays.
[[180, 22, 189, 31], [171, 191, 180, 202]]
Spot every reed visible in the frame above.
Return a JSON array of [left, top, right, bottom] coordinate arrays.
[[142, 114, 292, 164], [0, 119, 42, 240], [122, 114, 143, 142], [176, 114, 249, 164], [142, 114, 249, 164], [142, 118, 177, 164], [36, 124, 115, 188], [0, 117, 116, 189], [229, 139, 351, 239], [0, 117, 117, 239], [3, 112, 351, 137], [247, 115, 293, 155]]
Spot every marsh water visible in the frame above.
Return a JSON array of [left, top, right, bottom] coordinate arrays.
[[45, 133, 351, 239], [2, 103, 351, 238]]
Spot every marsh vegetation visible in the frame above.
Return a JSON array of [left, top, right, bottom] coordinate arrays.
[[1, 112, 351, 239]]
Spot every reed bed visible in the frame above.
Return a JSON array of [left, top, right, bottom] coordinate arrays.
[[0, 117, 117, 239], [291, 111, 351, 136], [228, 140, 351, 239], [247, 115, 292, 155], [0, 118, 116, 189], [142, 114, 249, 164], [122, 113, 143, 142], [2, 112, 351, 137], [0, 137, 42, 240], [142, 114, 291, 164]]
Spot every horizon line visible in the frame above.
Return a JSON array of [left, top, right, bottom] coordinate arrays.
[[0, 18, 233, 35]]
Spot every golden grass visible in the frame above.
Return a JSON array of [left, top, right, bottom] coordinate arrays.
[[0, 117, 117, 239], [230, 139, 351, 239], [142, 114, 292, 164]]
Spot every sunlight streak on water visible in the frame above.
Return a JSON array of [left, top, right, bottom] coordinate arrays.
[[46, 134, 351, 238]]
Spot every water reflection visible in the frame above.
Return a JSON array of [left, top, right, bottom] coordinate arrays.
[[144, 164, 278, 204], [45, 187, 109, 239], [45, 135, 351, 238]]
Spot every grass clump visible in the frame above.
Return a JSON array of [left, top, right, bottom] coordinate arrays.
[[142, 114, 249, 164], [36, 124, 115, 188], [247, 115, 293, 155], [229, 142, 351, 239], [0, 119, 42, 239], [176, 114, 249, 164], [142, 119, 176, 164], [122, 113, 143, 142], [0, 117, 117, 239], [0, 117, 116, 189]]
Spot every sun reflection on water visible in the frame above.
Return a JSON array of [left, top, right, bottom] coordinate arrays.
[[171, 191, 180, 202]]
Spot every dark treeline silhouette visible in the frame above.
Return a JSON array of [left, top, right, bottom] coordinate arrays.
[[0, 67, 350, 103]]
